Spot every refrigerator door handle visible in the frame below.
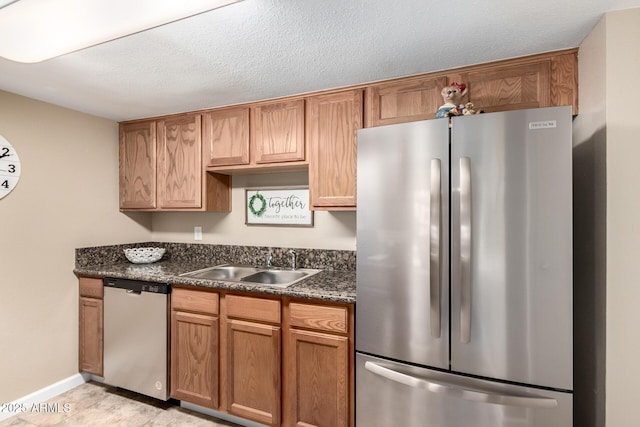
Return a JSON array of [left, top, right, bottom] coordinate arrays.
[[459, 157, 472, 343], [430, 158, 442, 338], [364, 361, 558, 409]]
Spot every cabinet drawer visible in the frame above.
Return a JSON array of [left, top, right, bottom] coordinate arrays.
[[226, 294, 281, 324], [289, 302, 348, 334], [79, 277, 103, 299], [172, 287, 219, 315]]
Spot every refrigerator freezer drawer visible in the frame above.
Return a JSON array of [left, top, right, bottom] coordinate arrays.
[[356, 353, 572, 427]]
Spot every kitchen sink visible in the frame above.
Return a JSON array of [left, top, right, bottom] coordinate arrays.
[[180, 264, 321, 287]]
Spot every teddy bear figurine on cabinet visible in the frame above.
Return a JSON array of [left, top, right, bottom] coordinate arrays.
[[436, 82, 482, 118]]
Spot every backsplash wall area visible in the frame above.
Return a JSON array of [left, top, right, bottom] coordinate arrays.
[[149, 172, 357, 251]]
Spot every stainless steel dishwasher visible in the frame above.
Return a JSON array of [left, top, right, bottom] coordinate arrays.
[[103, 277, 170, 400]]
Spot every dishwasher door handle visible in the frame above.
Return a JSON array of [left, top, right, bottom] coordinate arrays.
[[126, 289, 142, 295]]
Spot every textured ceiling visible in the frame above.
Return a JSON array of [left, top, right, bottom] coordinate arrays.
[[0, 0, 639, 122]]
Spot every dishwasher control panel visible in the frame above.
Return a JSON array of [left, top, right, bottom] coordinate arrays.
[[104, 277, 170, 294]]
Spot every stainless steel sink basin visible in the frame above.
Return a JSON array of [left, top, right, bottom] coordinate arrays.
[[180, 264, 321, 287], [182, 265, 260, 281], [240, 270, 309, 285]]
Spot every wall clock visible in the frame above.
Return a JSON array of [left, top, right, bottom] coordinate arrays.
[[0, 134, 21, 200]]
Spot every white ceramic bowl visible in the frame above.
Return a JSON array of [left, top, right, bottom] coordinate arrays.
[[124, 247, 166, 264]]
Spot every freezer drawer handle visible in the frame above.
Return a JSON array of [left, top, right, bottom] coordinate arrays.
[[459, 157, 472, 343], [430, 158, 442, 338], [364, 361, 558, 409]]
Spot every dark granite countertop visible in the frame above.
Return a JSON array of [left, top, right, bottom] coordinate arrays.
[[74, 243, 356, 304]]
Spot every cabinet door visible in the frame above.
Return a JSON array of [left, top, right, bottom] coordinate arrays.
[[226, 319, 281, 426], [455, 61, 551, 113], [203, 107, 250, 167], [79, 296, 103, 376], [252, 99, 305, 164], [171, 310, 219, 409], [119, 121, 156, 209], [365, 76, 448, 127], [286, 329, 349, 427], [157, 114, 203, 209], [307, 90, 363, 210]]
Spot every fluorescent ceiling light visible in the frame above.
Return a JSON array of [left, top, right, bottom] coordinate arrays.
[[0, 0, 243, 63], [0, 1, 19, 9]]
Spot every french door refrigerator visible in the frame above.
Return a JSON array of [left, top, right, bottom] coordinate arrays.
[[355, 106, 573, 427]]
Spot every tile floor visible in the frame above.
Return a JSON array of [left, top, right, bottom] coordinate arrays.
[[0, 382, 242, 426]]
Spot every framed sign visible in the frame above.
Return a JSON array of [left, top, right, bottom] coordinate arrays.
[[245, 186, 314, 227]]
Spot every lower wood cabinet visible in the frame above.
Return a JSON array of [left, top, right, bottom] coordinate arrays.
[[168, 288, 355, 427], [226, 319, 281, 426], [224, 294, 282, 426], [78, 278, 354, 427], [170, 287, 220, 409], [284, 301, 353, 427], [286, 329, 349, 427], [78, 277, 104, 376]]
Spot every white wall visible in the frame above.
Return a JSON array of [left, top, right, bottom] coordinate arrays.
[[151, 172, 357, 250], [603, 8, 640, 426], [573, 15, 607, 427], [0, 90, 151, 403], [576, 7, 640, 426]]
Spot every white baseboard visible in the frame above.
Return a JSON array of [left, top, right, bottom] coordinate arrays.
[[0, 373, 87, 421]]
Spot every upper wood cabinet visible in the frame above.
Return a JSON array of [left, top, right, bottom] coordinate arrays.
[[157, 114, 203, 209], [365, 49, 578, 127], [118, 49, 577, 213], [252, 99, 305, 164], [365, 75, 448, 127], [119, 121, 157, 209], [203, 107, 250, 167], [453, 61, 551, 113], [120, 116, 231, 212], [449, 50, 578, 114], [307, 89, 363, 210], [206, 99, 307, 174]]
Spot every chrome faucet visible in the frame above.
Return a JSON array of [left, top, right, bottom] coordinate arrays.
[[288, 249, 297, 270], [265, 252, 273, 268]]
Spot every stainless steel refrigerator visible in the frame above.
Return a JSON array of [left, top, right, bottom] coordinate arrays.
[[355, 106, 573, 427]]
